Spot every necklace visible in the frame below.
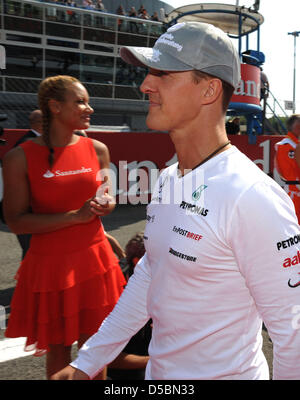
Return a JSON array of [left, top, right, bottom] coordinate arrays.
[[192, 140, 231, 170]]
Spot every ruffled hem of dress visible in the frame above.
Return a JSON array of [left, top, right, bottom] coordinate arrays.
[[5, 269, 126, 355], [15, 236, 123, 292]]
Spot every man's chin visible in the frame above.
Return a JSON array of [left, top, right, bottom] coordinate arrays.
[[146, 118, 167, 132]]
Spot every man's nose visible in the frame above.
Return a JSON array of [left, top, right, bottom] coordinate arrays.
[[140, 73, 156, 94]]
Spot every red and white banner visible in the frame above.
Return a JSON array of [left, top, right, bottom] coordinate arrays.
[[231, 64, 261, 106], [0, 130, 285, 204]]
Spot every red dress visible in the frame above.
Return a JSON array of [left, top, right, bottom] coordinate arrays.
[[5, 137, 126, 355]]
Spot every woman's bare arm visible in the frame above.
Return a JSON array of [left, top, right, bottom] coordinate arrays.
[[90, 139, 116, 217], [2, 147, 96, 234]]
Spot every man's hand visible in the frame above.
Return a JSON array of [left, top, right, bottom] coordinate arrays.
[[51, 365, 89, 380]]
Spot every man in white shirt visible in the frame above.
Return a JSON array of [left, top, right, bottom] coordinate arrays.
[[53, 21, 300, 380]]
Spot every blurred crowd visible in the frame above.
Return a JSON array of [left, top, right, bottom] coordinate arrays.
[[40, 0, 162, 22]]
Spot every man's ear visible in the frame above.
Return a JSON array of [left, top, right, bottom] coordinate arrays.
[[48, 99, 61, 114], [202, 79, 223, 105]]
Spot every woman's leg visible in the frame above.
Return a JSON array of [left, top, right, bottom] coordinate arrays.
[[46, 344, 72, 380]]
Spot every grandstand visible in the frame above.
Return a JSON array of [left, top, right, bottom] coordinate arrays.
[[0, 0, 174, 130]]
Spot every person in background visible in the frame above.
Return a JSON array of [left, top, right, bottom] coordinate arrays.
[[151, 11, 159, 22], [116, 4, 125, 31], [95, 0, 106, 12], [53, 22, 300, 381], [82, 0, 95, 10], [128, 6, 137, 17], [137, 5, 145, 15], [225, 116, 240, 135], [65, 0, 77, 23], [260, 70, 269, 101], [107, 232, 151, 380], [275, 114, 300, 223], [124, 231, 146, 279], [14, 109, 43, 147], [139, 8, 149, 20], [2, 75, 126, 379], [128, 6, 139, 33], [95, 0, 106, 26]]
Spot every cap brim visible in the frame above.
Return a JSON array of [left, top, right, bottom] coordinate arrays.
[[120, 46, 192, 71]]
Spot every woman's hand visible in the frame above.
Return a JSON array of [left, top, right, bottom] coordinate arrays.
[[90, 191, 116, 217], [91, 175, 116, 217], [51, 365, 89, 380], [91, 140, 116, 217], [74, 198, 98, 224]]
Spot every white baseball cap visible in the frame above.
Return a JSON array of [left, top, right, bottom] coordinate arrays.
[[120, 21, 241, 89]]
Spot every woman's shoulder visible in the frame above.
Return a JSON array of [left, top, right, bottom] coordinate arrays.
[[2, 144, 27, 171], [17, 136, 43, 149], [4, 137, 46, 166], [75, 135, 106, 151], [89, 138, 109, 155]]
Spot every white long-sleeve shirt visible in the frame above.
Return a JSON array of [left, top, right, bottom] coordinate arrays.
[[71, 146, 300, 380]]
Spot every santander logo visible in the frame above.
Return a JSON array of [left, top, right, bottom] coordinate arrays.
[[43, 166, 92, 178], [43, 170, 55, 178]]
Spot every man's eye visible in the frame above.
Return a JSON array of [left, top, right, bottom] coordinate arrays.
[[150, 70, 168, 77]]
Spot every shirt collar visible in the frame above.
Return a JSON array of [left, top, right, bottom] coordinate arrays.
[[31, 129, 42, 137]]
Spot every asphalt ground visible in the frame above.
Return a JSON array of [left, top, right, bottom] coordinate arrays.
[[0, 204, 273, 380]]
